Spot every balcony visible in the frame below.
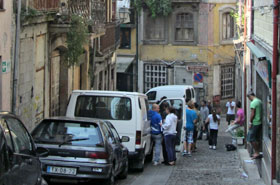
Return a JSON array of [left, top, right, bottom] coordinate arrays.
[[29, 0, 106, 34], [96, 21, 120, 61]]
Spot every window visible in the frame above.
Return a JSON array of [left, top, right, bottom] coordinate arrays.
[[146, 91, 156, 100], [5, 118, 33, 155], [221, 65, 235, 98], [106, 122, 121, 143], [186, 89, 192, 101], [75, 96, 132, 120], [120, 28, 131, 49], [101, 123, 115, 144], [32, 120, 103, 147], [144, 64, 167, 92], [222, 12, 234, 40], [175, 13, 194, 41], [0, 0, 3, 10], [144, 15, 166, 41]]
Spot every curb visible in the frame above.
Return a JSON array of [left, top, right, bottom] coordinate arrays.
[[237, 148, 261, 180]]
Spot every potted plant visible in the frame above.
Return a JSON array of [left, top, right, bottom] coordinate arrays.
[[236, 129, 244, 145]]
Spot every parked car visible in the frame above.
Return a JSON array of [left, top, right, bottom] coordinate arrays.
[[145, 85, 196, 106], [31, 117, 129, 185], [0, 111, 49, 185], [66, 90, 153, 171]]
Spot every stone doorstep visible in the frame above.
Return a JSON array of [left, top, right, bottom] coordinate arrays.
[[238, 148, 262, 180]]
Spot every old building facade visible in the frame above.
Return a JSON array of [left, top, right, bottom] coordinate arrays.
[[137, 0, 237, 109], [235, 0, 280, 184], [0, 0, 13, 111], [8, 0, 119, 130]]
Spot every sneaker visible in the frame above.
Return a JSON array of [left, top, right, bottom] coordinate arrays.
[[182, 150, 187, 156], [209, 145, 213, 149], [213, 146, 216, 150], [153, 161, 159, 166], [187, 152, 192, 157]]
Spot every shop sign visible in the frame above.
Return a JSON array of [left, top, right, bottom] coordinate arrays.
[[255, 60, 270, 88], [186, 65, 208, 73]]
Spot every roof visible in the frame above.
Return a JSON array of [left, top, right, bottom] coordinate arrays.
[[147, 85, 194, 91], [72, 90, 146, 97]]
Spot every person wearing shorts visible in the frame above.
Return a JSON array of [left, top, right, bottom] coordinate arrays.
[[247, 92, 262, 159], [183, 100, 197, 157]]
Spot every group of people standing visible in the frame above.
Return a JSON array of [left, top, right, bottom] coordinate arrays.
[[148, 103, 178, 166], [148, 91, 263, 166]]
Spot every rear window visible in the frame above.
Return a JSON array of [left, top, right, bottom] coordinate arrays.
[[32, 120, 102, 147], [146, 91, 156, 100], [75, 96, 132, 120]]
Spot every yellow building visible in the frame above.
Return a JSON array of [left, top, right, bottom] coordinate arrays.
[[136, 0, 237, 108]]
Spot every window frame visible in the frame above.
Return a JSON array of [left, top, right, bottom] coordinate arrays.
[[174, 13, 195, 42], [219, 6, 236, 44], [221, 65, 235, 99], [144, 63, 168, 92], [119, 27, 131, 49]]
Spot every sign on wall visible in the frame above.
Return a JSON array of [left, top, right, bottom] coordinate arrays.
[[2, 61, 11, 73], [193, 73, 203, 88]]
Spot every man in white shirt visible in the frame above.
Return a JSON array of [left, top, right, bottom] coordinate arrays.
[[226, 98, 236, 125]]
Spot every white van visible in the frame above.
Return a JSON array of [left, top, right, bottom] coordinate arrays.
[[66, 90, 152, 171], [145, 85, 196, 105]]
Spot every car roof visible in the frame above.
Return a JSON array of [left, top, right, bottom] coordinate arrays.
[[72, 90, 146, 97], [42, 116, 109, 124], [146, 85, 193, 92]]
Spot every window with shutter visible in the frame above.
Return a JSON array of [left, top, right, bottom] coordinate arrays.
[[175, 13, 194, 41], [222, 12, 234, 40]]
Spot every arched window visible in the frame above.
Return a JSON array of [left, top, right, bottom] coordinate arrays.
[[175, 13, 194, 41], [222, 12, 235, 40]]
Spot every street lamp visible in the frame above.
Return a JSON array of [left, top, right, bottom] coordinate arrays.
[[119, 7, 130, 23]]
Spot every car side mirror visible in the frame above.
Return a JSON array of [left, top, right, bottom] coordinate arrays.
[[35, 147, 49, 157], [121, 136, 130, 143]]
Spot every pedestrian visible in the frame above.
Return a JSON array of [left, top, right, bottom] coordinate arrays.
[[225, 101, 245, 135], [159, 101, 169, 165], [205, 109, 220, 150], [198, 100, 209, 140], [247, 92, 262, 159], [207, 100, 212, 114], [226, 98, 236, 125], [183, 100, 197, 157], [148, 104, 162, 166], [162, 106, 178, 166], [192, 103, 201, 152]]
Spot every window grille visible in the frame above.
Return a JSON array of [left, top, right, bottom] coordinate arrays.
[[221, 65, 235, 98], [144, 64, 167, 92]]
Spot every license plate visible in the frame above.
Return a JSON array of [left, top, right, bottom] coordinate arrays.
[[47, 166, 77, 175]]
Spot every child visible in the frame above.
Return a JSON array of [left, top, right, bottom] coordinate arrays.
[[205, 109, 220, 150]]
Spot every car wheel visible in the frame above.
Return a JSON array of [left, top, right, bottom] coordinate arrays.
[[104, 165, 115, 185], [137, 154, 145, 172], [118, 159, 128, 179]]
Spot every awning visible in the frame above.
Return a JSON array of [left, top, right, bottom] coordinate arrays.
[[246, 41, 266, 61], [116, 56, 134, 73]]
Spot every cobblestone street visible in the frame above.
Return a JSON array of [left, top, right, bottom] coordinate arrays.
[[117, 116, 266, 185]]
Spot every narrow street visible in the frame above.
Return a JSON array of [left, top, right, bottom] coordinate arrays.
[[116, 116, 265, 185]]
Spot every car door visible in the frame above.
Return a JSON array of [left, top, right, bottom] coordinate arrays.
[[1, 116, 41, 185], [0, 124, 10, 185], [159, 98, 186, 152], [101, 123, 122, 173], [106, 122, 126, 169]]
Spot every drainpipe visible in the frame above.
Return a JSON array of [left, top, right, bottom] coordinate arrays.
[[243, 0, 247, 147], [271, 0, 279, 182], [135, 11, 139, 92], [12, 0, 22, 113]]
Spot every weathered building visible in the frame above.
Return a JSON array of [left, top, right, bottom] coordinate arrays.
[[12, 0, 119, 130], [0, 0, 13, 111], [235, 0, 280, 184], [137, 0, 237, 110]]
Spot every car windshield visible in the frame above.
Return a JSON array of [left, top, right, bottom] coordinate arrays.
[[74, 95, 132, 120], [32, 120, 103, 147]]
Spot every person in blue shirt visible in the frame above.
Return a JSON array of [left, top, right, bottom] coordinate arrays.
[[148, 104, 162, 165], [183, 100, 197, 157]]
